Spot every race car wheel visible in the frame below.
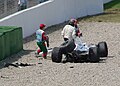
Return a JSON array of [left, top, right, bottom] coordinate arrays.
[[72, 50, 80, 63], [60, 39, 76, 54], [65, 53, 74, 62], [98, 42, 108, 57], [89, 47, 100, 62], [51, 47, 62, 63]]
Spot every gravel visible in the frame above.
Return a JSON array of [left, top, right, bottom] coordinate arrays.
[[0, 22, 120, 86]]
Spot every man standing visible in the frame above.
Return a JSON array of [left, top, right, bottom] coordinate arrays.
[[18, 0, 27, 11], [61, 19, 76, 41], [35, 24, 49, 59], [61, 18, 82, 41], [61, 19, 82, 62]]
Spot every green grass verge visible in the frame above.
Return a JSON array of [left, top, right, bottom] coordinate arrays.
[[79, 0, 120, 22], [104, 0, 120, 9]]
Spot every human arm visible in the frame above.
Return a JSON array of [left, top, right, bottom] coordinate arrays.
[[75, 27, 82, 37], [42, 32, 49, 47]]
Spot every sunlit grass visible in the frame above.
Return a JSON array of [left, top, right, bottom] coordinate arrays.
[[79, 0, 120, 22]]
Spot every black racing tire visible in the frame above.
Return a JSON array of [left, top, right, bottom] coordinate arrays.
[[72, 50, 80, 63], [60, 39, 76, 54], [51, 47, 62, 63], [89, 47, 100, 62], [98, 42, 108, 57], [65, 53, 74, 62]]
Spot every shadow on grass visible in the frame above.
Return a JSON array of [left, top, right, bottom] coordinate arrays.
[[104, 0, 120, 10], [79, 12, 118, 19], [78, 12, 120, 22], [0, 49, 35, 69]]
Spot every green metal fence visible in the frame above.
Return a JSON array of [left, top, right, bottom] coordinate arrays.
[[0, 26, 23, 61], [0, 33, 5, 60]]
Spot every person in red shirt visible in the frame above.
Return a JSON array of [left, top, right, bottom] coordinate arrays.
[[35, 24, 49, 59]]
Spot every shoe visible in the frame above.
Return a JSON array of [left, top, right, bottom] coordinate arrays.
[[35, 51, 39, 57], [43, 56, 47, 59]]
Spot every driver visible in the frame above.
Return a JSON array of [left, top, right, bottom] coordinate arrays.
[[61, 19, 76, 41], [61, 18, 82, 41]]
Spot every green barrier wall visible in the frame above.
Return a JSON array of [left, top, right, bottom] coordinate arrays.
[[0, 30, 10, 58], [0, 26, 23, 61], [0, 33, 5, 60]]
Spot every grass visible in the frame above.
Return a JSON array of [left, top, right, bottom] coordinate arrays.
[[104, 0, 120, 9], [79, 0, 120, 22]]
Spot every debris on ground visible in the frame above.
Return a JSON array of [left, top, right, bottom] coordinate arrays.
[[4, 62, 36, 68]]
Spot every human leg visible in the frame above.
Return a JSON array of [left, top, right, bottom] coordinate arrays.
[[41, 43, 47, 59], [37, 42, 47, 58]]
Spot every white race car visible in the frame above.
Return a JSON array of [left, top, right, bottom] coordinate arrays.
[[51, 37, 108, 63]]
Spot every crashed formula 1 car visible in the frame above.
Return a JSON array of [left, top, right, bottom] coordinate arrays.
[[51, 37, 108, 63]]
